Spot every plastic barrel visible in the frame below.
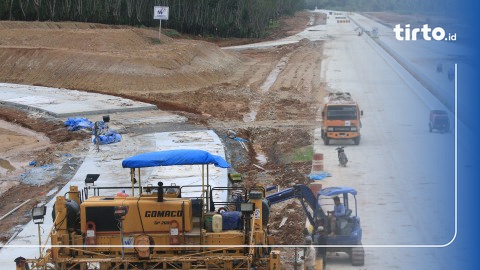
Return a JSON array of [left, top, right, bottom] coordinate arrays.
[[212, 214, 223, 233], [204, 213, 215, 232]]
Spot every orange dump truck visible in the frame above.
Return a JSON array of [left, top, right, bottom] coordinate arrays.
[[321, 92, 363, 145]]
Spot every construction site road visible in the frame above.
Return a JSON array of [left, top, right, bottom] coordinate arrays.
[[0, 11, 324, 269], [0, 10, 463, 269], [313, 10, 455, 269], [0, 83, 157, 117]]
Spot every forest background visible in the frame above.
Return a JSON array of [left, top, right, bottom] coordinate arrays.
[[0, 0, 453, 38]]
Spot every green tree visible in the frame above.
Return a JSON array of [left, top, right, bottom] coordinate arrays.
[[0, 0, 309, 38]]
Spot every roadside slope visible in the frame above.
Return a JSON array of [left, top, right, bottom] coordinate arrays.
[[0, 22, 241, 96]]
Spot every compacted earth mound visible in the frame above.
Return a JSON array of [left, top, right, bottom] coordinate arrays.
[[0, 21, 242, 96]]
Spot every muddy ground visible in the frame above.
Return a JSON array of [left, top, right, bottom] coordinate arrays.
[[0, 10, 395, 268]]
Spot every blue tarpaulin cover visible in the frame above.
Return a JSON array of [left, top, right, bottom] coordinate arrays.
[[232, 137, 249, 142], [64, 117, 93, 131], [122, 149, 230, 168], [308, 172, 331, 180], [222, 211, 242, 230], [93, 132, 122, 145], [90, 120, 121, 145]]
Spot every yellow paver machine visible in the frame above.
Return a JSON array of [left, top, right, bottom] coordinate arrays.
[[17, 149, 280, 270]]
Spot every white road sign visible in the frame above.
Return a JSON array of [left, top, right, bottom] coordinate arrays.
[[154, 6, 169, 20]]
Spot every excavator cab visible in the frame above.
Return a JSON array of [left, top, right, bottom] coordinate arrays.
[[316, 187, 364, 266], [317, 187, 359, 238], [266, 185, 364, 266]]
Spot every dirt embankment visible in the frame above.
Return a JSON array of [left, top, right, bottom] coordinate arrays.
[[0, 23, 242, 96], [0, 11, 327, 254]]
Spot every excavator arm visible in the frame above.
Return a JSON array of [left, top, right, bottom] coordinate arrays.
[[265, 184, 323, 233]]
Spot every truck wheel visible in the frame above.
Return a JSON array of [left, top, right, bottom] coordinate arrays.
[[353, 136, 361, 145], [324, 137, 329, 145], [351, 245, 365, 266], [429, 123, 432, 133]]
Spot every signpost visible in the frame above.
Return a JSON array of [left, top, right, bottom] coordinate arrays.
[[154, 6, 169, 43]]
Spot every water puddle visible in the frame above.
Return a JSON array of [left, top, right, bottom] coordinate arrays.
[[0, 158, 16, 172], [243, 111, 257, 123], [256, 152, 267, 165], [46, 187, 59, 197], [253, 144, 268, 165], [260, 56, 290, 93], [243, 53, 292, 122]]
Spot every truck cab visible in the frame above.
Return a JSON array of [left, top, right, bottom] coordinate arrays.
[[321, 92, 363, 145]]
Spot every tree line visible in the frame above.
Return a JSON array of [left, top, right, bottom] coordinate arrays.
[[0, 0, 454, 38], [0, 0, 305, 37]]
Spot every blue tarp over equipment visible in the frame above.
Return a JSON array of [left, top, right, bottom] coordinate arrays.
[[91, 120, 121, 145], [122, 149, 230, 169], [93, 132, 122, 145], [64, 117, 93, 131]]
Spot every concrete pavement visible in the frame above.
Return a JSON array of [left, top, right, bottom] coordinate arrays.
[[0, 83, 157, 117], [0, 84, 229, 268], [314, 10, 455, 269]]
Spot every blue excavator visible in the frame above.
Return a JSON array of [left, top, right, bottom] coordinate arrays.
[[266, 184, 364, 266]]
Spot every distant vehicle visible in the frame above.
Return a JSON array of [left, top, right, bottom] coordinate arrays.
[[321, 92, 363, 145], [429, 110, 450, 134], [447, 68, 455, 81], [436, 61, 443, 72]]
